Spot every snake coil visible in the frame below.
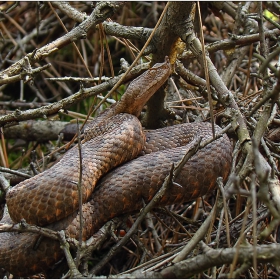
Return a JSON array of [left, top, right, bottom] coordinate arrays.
[[0, 59, 232, 276]]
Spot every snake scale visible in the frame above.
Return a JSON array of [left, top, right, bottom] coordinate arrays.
[[0, 58, 232, 277]]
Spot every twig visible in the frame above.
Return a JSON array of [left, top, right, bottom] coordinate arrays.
[[0, 167, 31, 179], [0, 173, 10, 193], [248, 82, 280, 117], [229, 197, 252, 277], [253, 51, 280, 75], [121, 219, 154, 259], [261, 137, 279, 177], [0, 219, 59, 240], [251, 174, 258, 279], [257, 47, 280, 76], [67, 217, 123, 266], [197, 1, 215, 138], [217, 178, 231, 248], [159, 208, 193, 238], [173, 189, 220, 263], [257, 2, 268, 61], [144, 212, 162, 252], [116, 244, 185, 276], [58, 230, 84, 278], [151, 211, 190, 240], [220, 262, 251, 279], [0, 63, 51, 86], [52, 1, 88, 23], [75, 120, 83, 266], [48, 2, 93, 78], [181, 28, 280, 59]]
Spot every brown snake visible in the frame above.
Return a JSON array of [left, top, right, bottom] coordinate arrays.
[[0, 58, 232, 276]]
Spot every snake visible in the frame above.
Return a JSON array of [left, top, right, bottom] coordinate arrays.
[[0, 58, 232, 277]]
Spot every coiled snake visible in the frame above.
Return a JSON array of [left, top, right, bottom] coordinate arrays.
[[0, 58, 232, 276]]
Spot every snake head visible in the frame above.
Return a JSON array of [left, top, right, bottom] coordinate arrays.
[[118, 57, 172, 117]]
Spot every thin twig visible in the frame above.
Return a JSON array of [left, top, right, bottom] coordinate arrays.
[[197, 1, 215, 138], [0, 167, 31, 179], [75, 119, 83, 266], [48, 2, 93, 78], [173, 189, 220, 263], [58, 230, 83, 278]]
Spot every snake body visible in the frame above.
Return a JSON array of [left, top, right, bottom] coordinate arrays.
[[0, 59, 232, 276], [6, 114, 145, 226]]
